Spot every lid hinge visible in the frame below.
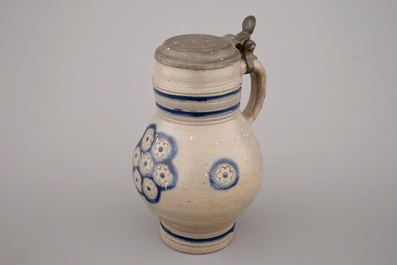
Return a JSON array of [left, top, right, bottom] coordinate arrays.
[[235, 16, 257, 73]]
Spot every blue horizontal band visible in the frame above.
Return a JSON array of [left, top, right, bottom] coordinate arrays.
[[160, 221, 235, 243], [153, 87, 241, 102], [156, 102, 240, 117]]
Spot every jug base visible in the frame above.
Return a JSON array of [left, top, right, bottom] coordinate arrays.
[[159, 221, 235, 254]]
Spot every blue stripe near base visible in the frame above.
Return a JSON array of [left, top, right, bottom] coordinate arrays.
[[156, 102, 240, 118], [154, 87, 241, 102], [160, 221, 235, 243]]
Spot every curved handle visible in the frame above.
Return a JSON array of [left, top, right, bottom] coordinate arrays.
[[242, 58, 267, 124]]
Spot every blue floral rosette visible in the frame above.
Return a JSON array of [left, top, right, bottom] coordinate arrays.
[[132, 124, 178, 204]]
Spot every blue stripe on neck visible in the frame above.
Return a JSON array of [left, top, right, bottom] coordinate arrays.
[[160, 221, 235, 243], [153, 87, 241, 102], [156, 102, 240, 117]]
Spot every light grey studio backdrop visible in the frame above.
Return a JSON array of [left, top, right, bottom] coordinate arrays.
[[1, 1, 396, 264]]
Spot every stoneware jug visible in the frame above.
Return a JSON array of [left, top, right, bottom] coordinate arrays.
[[132, 15, 267, 254]]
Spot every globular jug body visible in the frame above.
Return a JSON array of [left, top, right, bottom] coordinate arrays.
[[132, 16, 267, 254]]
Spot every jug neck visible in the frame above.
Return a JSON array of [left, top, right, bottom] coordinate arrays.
[[152, 61, 244, 124], [154, 86, 241, 124]]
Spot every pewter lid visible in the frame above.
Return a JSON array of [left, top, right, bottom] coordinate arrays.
[[154, 34, 241, 70], [154, 16, 257, 70]]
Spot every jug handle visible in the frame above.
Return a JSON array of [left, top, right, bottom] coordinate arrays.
[[241, 58, 267, 124]]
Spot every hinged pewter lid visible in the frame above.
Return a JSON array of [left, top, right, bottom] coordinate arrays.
[[155, 34, 241, 70], [154, 16, 257, 71]]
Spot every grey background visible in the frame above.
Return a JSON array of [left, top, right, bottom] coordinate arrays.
[[1, 1, 396, 264]]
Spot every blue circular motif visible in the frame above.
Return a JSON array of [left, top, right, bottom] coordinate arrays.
[[209, 158, 240, 190], [133, 123, 178, 204]]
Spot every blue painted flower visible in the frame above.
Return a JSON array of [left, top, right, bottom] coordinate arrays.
[[143, 178, 159, 201], [153, 164, 173, 187], [209, 158, 240, 190], [133, 168, 142, 193], [151, 138, 171, 161], [139, 153, 154, 175], [133, 123, 178, 204], [214, 164, 236, 186], [133, 146, 141, 167], [141, 128, 155, 151]]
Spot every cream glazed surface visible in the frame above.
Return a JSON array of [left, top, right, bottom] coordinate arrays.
[[132, 59, 266, 253], [133, 107, 264, 253]]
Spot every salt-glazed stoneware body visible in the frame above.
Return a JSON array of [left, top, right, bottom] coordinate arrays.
[[132, 16, 267, 254]]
